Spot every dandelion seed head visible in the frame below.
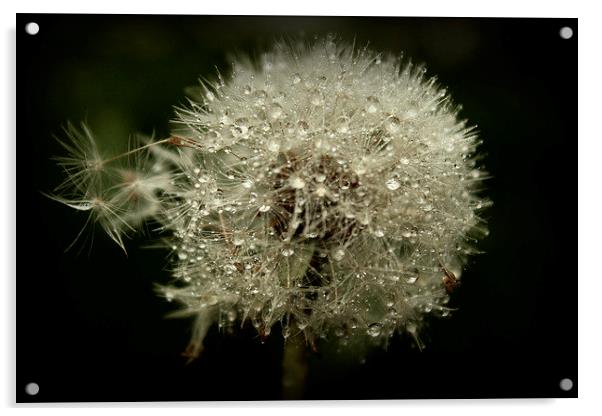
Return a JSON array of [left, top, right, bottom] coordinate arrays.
[[159, 37, 490, 352]]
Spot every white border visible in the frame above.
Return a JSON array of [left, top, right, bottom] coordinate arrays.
[[2, 1, 600, 415]]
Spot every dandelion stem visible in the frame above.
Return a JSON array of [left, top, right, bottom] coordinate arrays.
[[281, 333, 308, 400]]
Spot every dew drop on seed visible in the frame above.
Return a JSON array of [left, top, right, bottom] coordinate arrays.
[[242, 179, 253, 189], [297, 120, 309, 134], [404, 109, 418, 119], [336, 116, 350, 133], [289, 176, 306, 189], [259, 205, 271, 212], [281, 248, 294, 257], [243, 85, 252, 95], [385, 178, 401, 190], [315, 184, 327, 197], [291, 73, 301, 85], [333, 248, 345, 261], [365, 96, 380, 113], [406, 276, 418, 284], [385, 116, 401, 134], [269, 103, 283, 119], [315, 174, 326, 183], [254, 90, 267, 105], [235, 117, 249, 126], [310, 93, 324, 107], [367, 323, 382, 337], [267, 140, 280, 152], [227, 310, 237, 322], [374, 230, 385, 237]]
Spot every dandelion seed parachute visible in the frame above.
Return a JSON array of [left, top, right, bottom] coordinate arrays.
[[51, 37, 489, 356], [48, 129, 174, 252]]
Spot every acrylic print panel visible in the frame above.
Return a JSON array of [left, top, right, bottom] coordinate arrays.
[[17, 14, 577, 402]]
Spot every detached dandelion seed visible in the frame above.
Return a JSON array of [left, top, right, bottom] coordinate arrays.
[[48, 36, 489, 395]]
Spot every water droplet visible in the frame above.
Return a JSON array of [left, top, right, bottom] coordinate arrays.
[[406, 276, 418, 284], [315, 184, 327, 197], [291, 73, 301, 85], [333, 248, 345, 261], [267, 140, 280, 152], [243, 85, 252, 95], [354, 161, 367, 175], [242, 179, 253, 189], [220, 114, 232, 125], [336, 116, 350, 133], [374, 230, 385, 237], [227, 310, 237, 322], [310, 90, 324, 106], [297, 120, 309, 133], [269, 103, 283, 119], [178, 252, 188, 260], [385, 178, 401, 191], [289, 176, 306, 189], [315, 174, 326, 183], [365, 96, 380, 113], [404, 109, 418, 119], [233, 118, 249, 135], [259, 205, 271, 212], [235, 117, 248, 126], [385, 116, 401, 134], [400, 157, 409, 165], [367, 323, 382, 337], [282, 248, 294, 257], [253, 89, 267, 105], [232, 235, 245, 246]]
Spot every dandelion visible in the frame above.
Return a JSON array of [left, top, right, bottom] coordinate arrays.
[[48, 36, 489, 396]]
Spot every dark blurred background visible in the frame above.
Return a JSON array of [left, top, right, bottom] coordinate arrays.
[[17, 15, 577, 401]]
